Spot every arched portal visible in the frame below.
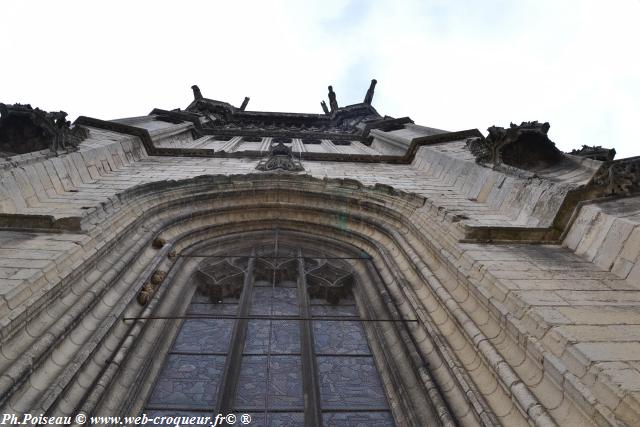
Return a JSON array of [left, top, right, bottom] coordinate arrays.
[[1, 174, 571, 427]]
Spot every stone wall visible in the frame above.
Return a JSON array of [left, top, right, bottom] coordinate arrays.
[[0, 117, 638, 426]]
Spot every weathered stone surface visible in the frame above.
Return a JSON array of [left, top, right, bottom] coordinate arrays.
[[466, 121, 562, 169], [0, 90, 638, 427]]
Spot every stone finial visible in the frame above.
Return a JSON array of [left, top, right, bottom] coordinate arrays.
[[240, 97, 250, 111], [191, 85, 203, 100], [328, 86, 339, 112], [320, 100, 330, 115], [363, 79, 377, 104]]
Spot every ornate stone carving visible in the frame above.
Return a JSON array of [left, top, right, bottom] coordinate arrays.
[[466, 121, 563, 169], [328, 86, 339, 112], [192, 85, 203, 100], [306, 261, 354, 305], [188, 97, 383, 145], [136, 270, 167, 305], [196, 260, 244, 303], [256, 142, 304, 172], [590, 157, 640, 196], [465, 137, 491, 163], [150, 270, 167, 286], [240, 97, 250, 111], [363, 79, 377, 105], [320, 100, 330, 115], [137, 282, 154, 305], [0, 103, 89, 155], [253, 257, 298, 283], [570, 145, 616, 162]]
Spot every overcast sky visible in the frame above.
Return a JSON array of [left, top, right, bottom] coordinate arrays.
[[2, 0, 639, 158]]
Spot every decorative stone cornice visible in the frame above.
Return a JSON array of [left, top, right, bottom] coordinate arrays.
[[0, 103, 88, 155], [183, 84, 384, 142]]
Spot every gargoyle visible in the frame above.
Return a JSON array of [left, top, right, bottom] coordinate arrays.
[[0, 103, 88, 155], [467, 121, 563, 169]]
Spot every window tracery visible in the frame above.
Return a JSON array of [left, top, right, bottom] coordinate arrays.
[[143, 238, 396, 427]]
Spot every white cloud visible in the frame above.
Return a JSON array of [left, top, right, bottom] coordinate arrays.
[[2, 0, 638, 157]]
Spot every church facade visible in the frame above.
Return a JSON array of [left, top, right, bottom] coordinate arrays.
[[0, 82, 639, 426]]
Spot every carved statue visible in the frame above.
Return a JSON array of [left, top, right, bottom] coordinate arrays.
[[466, 121, 562, 169], [328, 86, 339, 112], [191, 85, 203, 100], [320, 100, 330, 115], [363, 79, 377, 104], [240, 97, 250, 111]]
